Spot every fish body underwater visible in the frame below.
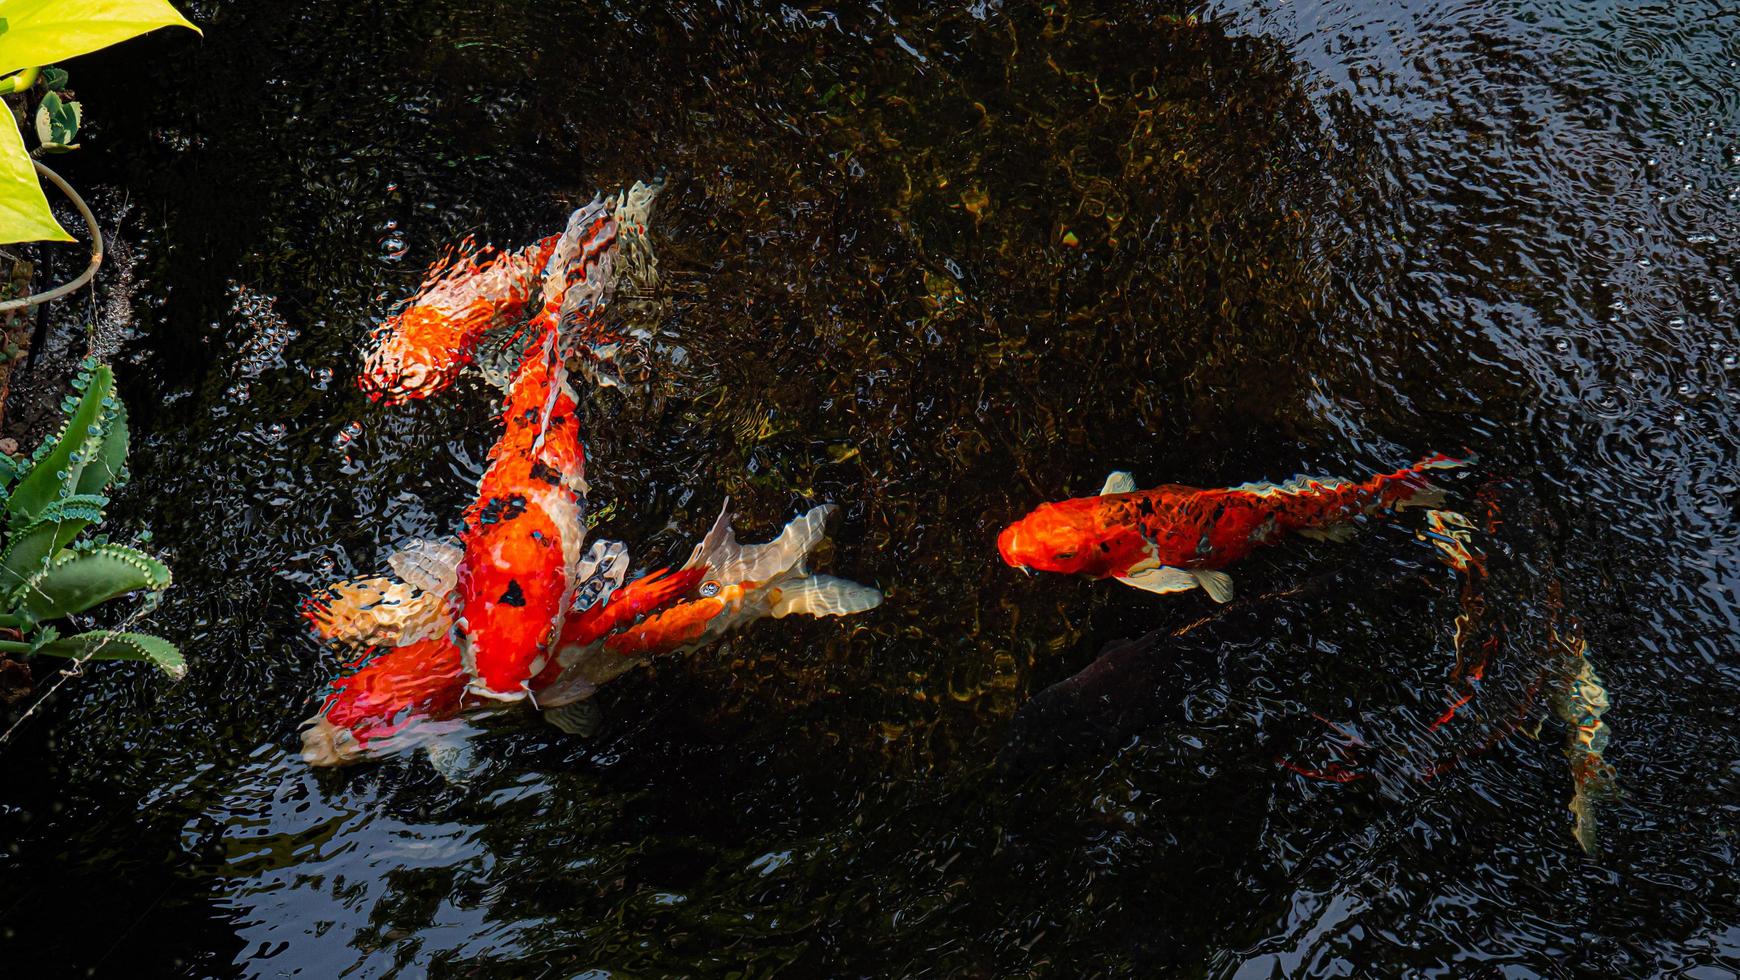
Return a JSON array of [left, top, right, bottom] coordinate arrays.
[[300, 504, 882, 766], [358, 235, 559, 405], [299, 636, 470, 766], [453, 188, 654, 700], [997, 454, 1468, 602]]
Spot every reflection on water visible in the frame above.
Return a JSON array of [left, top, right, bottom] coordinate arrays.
[[2, 0, 1738, 975]]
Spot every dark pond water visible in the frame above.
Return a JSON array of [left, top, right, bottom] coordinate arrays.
[[3, 0, 1738, 975]]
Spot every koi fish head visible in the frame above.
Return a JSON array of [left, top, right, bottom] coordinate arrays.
[[359, 305, 478, 405], [998, 498, 1130, 577]]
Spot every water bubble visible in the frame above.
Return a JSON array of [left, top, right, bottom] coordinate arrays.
[[380, 235, 409, 262], [311, 366, 334, 389], [317, 555, 336, 573], [264, 422, 287, 441], [1555, 338, 1571, 352]]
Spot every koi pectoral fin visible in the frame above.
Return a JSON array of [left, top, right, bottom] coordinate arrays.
[[1396, 481, 1449, 510], [544, 700, 603, 737], [1117, 566, 1198, 595], [1191, 569, 1235, 603]]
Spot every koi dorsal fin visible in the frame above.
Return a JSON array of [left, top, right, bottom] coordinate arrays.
[[683, 498, 739, 572], [1100, 471, 1136, 495], [1229, 473, 1354, 498]]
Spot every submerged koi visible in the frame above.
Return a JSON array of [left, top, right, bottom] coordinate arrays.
[[359, 235, 559, 405], [534, 502, 883, 713], [299, 636, 470, 766], [300, 503, 882, 764], [998, 454, 1468, 602], [455, 184, 660, 700]]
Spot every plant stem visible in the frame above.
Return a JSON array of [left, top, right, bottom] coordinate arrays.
[[0, 67, 40, 95], [0, 639, 32, 654], [0, 614, 26, 629]]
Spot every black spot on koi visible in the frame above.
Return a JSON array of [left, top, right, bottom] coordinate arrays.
[[478, 494, 528, 526]]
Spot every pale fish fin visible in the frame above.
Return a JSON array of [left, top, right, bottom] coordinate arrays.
[[770, 575, 883, 619], [1397, 482, 1449, 510], [474, 323, 537, 392], [1099, 471, 1136, 496], [683, 498, 739, 571], [1231, 474, 1354, 498], [614, 178, 663, 296], [735, 504, 836, 582], [544, 700, 604, 738], [1548, 630, 1616, 856], [387, 538, 463, 595], [1117, 566, 1199, 595], [1191, 569, 1235, 603], [424, 736, 478, 786], [571, 539, 630, 613], [1298, 523, 1358, 543]]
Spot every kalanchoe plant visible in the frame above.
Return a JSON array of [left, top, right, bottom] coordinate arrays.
[[0, 358, 179, 683]]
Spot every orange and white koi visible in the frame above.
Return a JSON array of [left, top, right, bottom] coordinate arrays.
[[359, 235, 559, 405], [998, 454, 1469, 602], [532, 503, 883, 716]]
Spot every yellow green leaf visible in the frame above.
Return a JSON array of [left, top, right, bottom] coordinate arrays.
[[0, 114, 70, 243], [0, 0, 200, 77]]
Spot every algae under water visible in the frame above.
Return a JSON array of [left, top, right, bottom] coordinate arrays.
[[2, 0, 1739, 975]]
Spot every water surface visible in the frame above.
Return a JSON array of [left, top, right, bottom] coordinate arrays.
[[2, 0, 1738, 975]]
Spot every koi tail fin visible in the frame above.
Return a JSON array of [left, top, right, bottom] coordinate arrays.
[[770, 575, 884, 618], [681, 501, 838, 585], [302, 575, 451, 649], [1385, 452, 1475, 510]]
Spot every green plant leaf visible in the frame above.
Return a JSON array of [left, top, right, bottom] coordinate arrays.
[[0, 1, 200, 77], [0, 500, 105, 595], [0, 104, 71, 243], [8, 364, 110, 525], [31, 629, 183, 679], [34, 90, 79, 146], [73, 395, 126, 496], [11, 541, 168, 621], [39, 65, 66, 90]]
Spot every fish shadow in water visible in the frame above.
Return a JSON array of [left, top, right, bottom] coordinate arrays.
[[995, 540, 1427, 778]]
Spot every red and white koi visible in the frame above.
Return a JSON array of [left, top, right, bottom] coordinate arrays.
[[997, 454, 1469, 602]]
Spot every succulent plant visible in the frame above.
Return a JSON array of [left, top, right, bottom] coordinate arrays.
[[0, 358, 180, 683]]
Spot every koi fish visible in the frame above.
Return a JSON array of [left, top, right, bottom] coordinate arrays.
[[359, 235, 559, 405], [533, 503, 883, 719], [299, 636, 470, 766], [998, 454, 1468, 602], [299, 503, 881, 764], [455, 183, 661, 700]]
